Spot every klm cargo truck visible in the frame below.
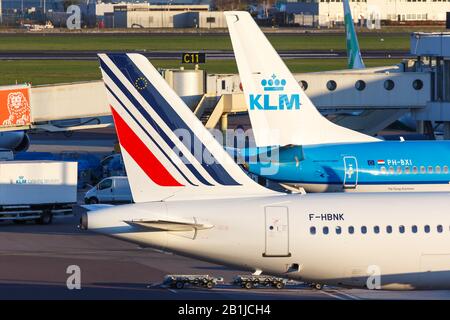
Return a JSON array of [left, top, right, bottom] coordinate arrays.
[[0, 161, 78, 224]]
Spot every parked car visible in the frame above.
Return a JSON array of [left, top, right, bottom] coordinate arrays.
[[84, 176, 132, 204]]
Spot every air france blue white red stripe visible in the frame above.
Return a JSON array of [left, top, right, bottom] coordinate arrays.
[[98, 53, 276, 202]]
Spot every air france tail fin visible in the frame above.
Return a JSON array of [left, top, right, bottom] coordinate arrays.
[[225, 12, 377, 147], [343, 0, 365, 69], [98, 53, 278, 202]]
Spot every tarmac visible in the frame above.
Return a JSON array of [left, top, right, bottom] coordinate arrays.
[[1, 208, 450, 300]]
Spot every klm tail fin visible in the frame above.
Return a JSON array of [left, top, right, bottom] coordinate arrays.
[[225, 11, 377, 147], [343, 0, 365, 69], [98, 53, 278, 202]]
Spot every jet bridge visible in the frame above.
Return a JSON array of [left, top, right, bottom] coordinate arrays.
[[203, 66, 432, 136], [410, 33, 450, 137], [0, 50, 440, 138]]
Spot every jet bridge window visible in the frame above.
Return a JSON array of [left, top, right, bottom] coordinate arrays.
[[310, 226, 316, 235], [384, 80, 395, 91], [355, 80, 366, 91], [413, 79, 424, 91], [299, 80, 308, 91], [326, 80, 337, 91], [424, 225, 431, 233]]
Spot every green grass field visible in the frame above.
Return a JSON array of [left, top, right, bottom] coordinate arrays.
[[0, 33, 410, 51], [0, 58, 399, 86]]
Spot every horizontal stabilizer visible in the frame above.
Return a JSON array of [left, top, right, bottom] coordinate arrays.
[[125, 219, 214, 232], [81, 204, 114, 211]]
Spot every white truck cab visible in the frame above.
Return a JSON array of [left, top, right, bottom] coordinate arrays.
[[84, 176, 132, 204]]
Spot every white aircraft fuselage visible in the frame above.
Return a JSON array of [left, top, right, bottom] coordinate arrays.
[[85, 192, 450, 290]]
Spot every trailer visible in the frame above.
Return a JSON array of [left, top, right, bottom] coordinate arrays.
[[232, 275, 288, 289], [162, 275, 224, 289], [0, 161, 78, 224]]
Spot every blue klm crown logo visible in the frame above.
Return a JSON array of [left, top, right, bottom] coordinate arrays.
[[16, 176, 27, 184], [261, 75, 287, 92], [249, 74, 300, 111]]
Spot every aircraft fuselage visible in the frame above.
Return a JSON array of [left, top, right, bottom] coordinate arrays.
[[246, 140, 450, 192], [86, 191, 450, 290]]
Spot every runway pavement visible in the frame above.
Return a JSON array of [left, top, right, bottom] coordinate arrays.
[[0, 50, 410, 61]]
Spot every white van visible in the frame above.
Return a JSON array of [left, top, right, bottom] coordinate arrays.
[[84, 176, 132, 204]]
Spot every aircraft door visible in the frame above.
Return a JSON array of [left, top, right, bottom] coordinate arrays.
[[263, 206, 291, 257], [343, 156, 358, 189]]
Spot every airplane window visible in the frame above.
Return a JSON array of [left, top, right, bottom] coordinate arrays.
[[373, 226, 380, 234], [389, 166, 395, 174], [444, 166, 449, 174], [336, 226, 342, 234], [361, 226, 367, 234], [437, 225, 443, 233], [348, 226, 354, 234], [413, 166, 418, 174], [420, 166, 426, 174], [380, 166, 387, 174], [399, 225, 405, 234], [428, 166, 433, 174], [310, 227, 316, 235], [323, 226, 329, 235], [386, 226, 392, 234], [424, 225, 430, 233], [411, 225, 418, 233], [396, 167, 402, 174], [436, 166, 441, 174], [405, 166, 410, 174]]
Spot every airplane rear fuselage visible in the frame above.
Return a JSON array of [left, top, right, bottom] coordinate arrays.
[[86, 192, 450, 290]]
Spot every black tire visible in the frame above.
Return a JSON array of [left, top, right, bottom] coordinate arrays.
[[275, 282, 285, 289], [89, 197, 99, 204], [36, 211, 53, 225], [244, 282, 253, 289], [175, 281, 184, 289], [206, 281, 214, 289]]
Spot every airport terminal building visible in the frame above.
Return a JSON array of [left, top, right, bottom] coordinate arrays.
[[280, 0, 450, 27], [99, 3, 226, 28]]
